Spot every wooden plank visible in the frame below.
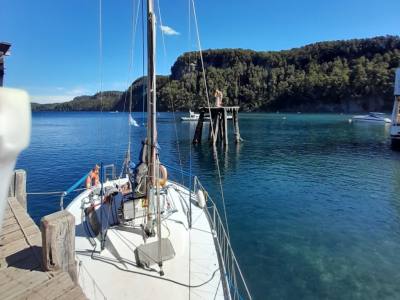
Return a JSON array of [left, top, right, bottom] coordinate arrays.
[[0, 269, 49, 299], [57, 286, 87, 300], [0, 233, 41, 258], [1, 225, 39, 245], [1, 216, 17, 227], [1, 216, 35, 233], [13, 271, 75, 300]]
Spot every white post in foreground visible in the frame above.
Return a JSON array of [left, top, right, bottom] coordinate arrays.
[[0, 88, 31, 232]]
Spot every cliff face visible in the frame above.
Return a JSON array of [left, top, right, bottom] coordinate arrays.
[[32, 36, 400, 113], [163, 36, 400, 112]]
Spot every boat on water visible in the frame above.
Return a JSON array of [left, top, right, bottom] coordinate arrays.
[[390, 68, 400, 148], [180, 110, 200, 121], [351, 112, 391, 124], [181, 110, 233, 121], [64, 1, 251, 299]]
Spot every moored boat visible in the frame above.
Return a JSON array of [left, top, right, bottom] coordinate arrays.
[[64, 1, 251, 299], [390, 68, 400, 149], [351, 112, 391, 124], [180, 110, 200, 121]]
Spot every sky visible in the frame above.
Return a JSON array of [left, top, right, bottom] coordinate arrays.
[[1, 0, 399, 104]]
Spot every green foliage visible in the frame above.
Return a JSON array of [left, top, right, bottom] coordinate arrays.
[[163, 35, 400, 112], [33, 36, 400, 113], [32, 91, 123, 111]]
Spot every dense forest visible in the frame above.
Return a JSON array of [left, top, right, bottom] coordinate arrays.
[[31, 91, 123, 111], [33, 36, 400, 112]]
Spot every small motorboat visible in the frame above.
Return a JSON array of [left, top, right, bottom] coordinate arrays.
[[180, 110, 233, 122], [351, 112, 391, 124], [180, 110, 199, 121]]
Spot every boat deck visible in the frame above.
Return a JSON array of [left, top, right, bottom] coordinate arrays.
[[0, 197, 87, 300], [68, 180, 226, 300]]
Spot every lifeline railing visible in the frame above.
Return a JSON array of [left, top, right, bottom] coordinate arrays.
[[59, 172, 89, 210], [164, 164, 252, 300], [59, 164, 116, 210]]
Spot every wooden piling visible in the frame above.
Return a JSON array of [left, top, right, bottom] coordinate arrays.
[[8, 169, 27, 210], [233, 108, 242, 143], [213, 113, 220, 145], [192, 111, 205, 144], [194, 106, 241, 145], [41, 210, 77, 283], [223, 109, 228, 145]]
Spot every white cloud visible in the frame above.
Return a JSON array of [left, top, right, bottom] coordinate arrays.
[[29, 85, 94, 104], [160, 25, 180, 36], [30, 94, 73, 104]]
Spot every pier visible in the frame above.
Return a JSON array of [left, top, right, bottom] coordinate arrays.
[[192, 106, 242, 145], [0, 170, 86, 299]]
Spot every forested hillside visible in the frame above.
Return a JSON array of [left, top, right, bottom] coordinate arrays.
[[158, 35, 400, 112], [33, 36, 400, 112], [31, 91, 122, 111]]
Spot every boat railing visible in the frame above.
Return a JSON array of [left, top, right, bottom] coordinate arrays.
[[194, 177, 252, 300], [59, 164, 118, 210], [103, 164, 116, 181], [59, 171, 90, 210], [163, 163, 251, 300]]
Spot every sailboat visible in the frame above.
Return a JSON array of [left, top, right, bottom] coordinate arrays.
[[65, 1, 251, 299], [390, 68, 400, 149]]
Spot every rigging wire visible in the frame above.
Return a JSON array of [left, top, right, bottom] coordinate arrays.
[[98, 0, 105, 154], [187, 0, 193, 296], [141, 0, 146, 125], [156, 0, 185, 185], [190, 0, 231, 239], [117, 0, 142, 177], [116, 0, 139, 175], [127, 0, 143, 163]]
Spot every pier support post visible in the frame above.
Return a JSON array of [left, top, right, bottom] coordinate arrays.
[[208, 110, 214, 141], [233, 108, 242, 143], [8, 169, 27, 210], [223, 109, 228, 145], [192, 111, 205, 144], [213, 113, 220, 145], [41, 210, 77, 283], [194, 106, 241, 145]]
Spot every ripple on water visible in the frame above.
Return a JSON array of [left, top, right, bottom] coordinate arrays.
[[17, 112, 400, 299]]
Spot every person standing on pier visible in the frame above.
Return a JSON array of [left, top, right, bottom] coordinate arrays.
[[214, 89, 223, 107]]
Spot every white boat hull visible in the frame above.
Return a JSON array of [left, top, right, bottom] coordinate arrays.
[[352, 115, 391, 124], [67, 179, 227, 300]]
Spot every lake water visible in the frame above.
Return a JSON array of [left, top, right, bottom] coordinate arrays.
[[17, 112, 400, 299]]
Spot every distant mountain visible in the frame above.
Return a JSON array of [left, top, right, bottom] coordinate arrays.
[[31, 91, 123, 111], [32, 36, 400, 113]]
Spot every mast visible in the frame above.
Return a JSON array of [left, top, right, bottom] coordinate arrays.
[[146, 0, 157, 189], [146, 0, 164, 275]]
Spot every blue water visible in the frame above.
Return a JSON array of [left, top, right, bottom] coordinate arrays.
[[17, 112, 400, 299]]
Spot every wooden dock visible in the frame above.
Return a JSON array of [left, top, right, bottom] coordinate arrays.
[[0, 171, 86, 300], [193, 106, 243, 145]]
